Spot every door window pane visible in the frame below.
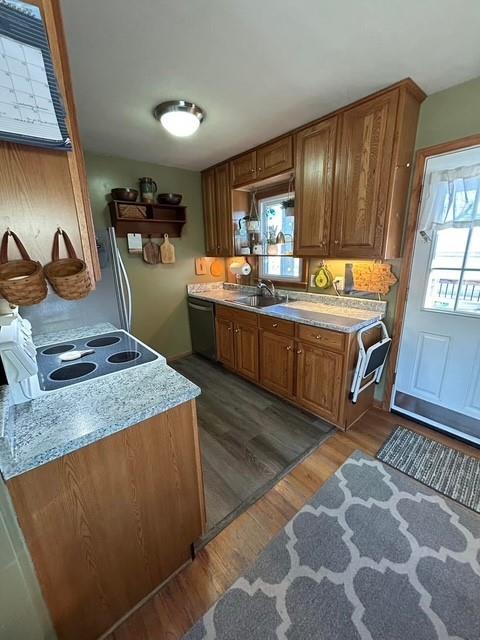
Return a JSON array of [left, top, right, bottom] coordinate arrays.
[[424, 269, 461, 312], [465, 227, 480, 269], [431, 227, 469, 269], [455, 270, 480, 315]]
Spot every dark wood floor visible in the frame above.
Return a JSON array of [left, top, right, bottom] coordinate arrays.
[[171, 355, 332, 533], [106, 407, 480, 640]]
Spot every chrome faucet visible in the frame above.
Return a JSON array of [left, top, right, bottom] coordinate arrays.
[[257, 279, 276, 297]]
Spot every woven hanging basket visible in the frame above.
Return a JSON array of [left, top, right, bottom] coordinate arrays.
[[44, 230, 92, 301], [0, 231, 48, 306]]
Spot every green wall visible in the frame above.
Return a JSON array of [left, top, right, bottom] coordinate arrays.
[[415, 76, 480, 150], [84, 153, 224, 358]]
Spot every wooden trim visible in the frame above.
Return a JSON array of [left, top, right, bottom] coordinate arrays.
[[203, 78, 425, 171], [190, 401, 207, 535], [382, 133, 480, 411]]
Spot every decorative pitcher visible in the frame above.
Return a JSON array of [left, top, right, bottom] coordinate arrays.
[[139, 177, 157, 203]]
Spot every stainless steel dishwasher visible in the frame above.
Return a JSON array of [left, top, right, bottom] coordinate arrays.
[[187, 297, 217, 360]]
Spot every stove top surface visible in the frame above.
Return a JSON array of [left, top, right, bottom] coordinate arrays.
[[36, 331, 159, 391]]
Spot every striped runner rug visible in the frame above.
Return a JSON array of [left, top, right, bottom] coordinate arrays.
[[377, 426, 480, 513]]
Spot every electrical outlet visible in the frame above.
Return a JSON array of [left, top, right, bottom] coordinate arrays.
[[334, 276, 345, 291], [310, 274, 317, 287]]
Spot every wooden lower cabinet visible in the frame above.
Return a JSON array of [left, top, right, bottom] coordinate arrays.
[[295, 342, 343, 423], [259, 331, 295, 397], [216, 317, 235, 368], [234, 322, 259, 382], [7, 401, 205, 640], [215, 303, 379, 430]]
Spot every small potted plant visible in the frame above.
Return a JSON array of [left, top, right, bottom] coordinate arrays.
[[282, 197, 295, 217]]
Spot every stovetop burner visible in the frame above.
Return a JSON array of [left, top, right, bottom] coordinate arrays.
[[107, 350, 140, 364], [42, 343, 75, 355], [86, 336, 121, 348], [36, 331, 159, 391], [50, 362, 97, 381]]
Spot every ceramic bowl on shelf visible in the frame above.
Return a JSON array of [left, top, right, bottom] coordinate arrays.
[[157, 193, 182, 205], [111, 188, 138, 201]]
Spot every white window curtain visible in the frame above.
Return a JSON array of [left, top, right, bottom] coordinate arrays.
[[420, 163, 480, 235]]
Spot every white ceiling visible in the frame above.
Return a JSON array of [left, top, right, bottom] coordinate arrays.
[[60, 0, 480, 171]]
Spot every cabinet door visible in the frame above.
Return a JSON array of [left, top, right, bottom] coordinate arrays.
[[231, 151, 256, 187], [214, 163, 234, 256], [234, 323, 259, 382], [259, 331, 294, 397], [257, 136, 293, 180], [332, 90, 399, 258], [201, 168, 218, 256], [216, 318, 235, 368], [294, 117, 337, 256], [296, 342, 343, 424]]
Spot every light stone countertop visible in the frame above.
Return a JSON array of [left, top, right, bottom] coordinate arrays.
[[187, 283, 386, 333], [0, 323, 200, 480]]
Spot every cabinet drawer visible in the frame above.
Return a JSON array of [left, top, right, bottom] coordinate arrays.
[[259, 315, 295, 337], [296, 324, 345, 352], [216, 304, 258, 326]]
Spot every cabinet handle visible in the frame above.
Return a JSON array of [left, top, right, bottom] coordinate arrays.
[[334, 240, 339, 245], [296, 349, 302, 355], [227, 326, 232, 331], [315, 335, 321, 340], [258, 167, 262, 172], [250, 168, 255, 173], [286, 345, 292, 351], [272, 323, 278, 328], [235, 328, 240, 333]]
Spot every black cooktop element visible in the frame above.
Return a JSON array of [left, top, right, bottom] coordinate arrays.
[[42, 343, 75, 355], [86, 336, 121, 348], [107, 351, 140, 364], [50, 362, 97, 381], [36, 331, 159, 391]]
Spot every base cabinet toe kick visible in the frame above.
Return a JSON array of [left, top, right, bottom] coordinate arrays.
[[6, 400, 205, 640], [215, 303, 381, 430]]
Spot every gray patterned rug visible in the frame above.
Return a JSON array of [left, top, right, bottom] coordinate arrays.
[[377, 426, 480, 513], [184, 450, 480, 640]]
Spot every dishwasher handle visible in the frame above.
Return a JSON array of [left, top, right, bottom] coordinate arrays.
[[188, 301, 215, 312]]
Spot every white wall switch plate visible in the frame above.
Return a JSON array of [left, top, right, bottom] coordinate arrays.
[[334, 276, 345, 291], [127, 233, 142, 254], [310, 274, 317, 287]]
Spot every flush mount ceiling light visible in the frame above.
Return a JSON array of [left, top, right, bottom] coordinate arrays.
[[153, 100, 205, 137]]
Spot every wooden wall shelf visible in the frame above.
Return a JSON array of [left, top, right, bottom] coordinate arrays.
[[109, 200, 186, 237]]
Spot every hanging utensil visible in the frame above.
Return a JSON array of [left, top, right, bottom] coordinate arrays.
[[160, 234, 175, 263], [143, 235, 160, 264]]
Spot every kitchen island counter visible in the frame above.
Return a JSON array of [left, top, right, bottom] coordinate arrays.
[[0, 323, 200, 480]]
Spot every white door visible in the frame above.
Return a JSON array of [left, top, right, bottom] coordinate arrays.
[[393, 146, 480, 443]]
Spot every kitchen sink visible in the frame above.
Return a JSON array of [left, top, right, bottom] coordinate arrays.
[[234, 295, 287, 308]]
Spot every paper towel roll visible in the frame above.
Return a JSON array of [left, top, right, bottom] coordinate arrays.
[[229, 261, 251, 277]]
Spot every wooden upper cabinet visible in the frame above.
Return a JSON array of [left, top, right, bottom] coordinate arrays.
[[201, 163, 234, 257], [231, 151, 256, 187], [0, 0, 99, 281], [214, 163, 234, 256], [295, 117, 337, 256], [331, 90, 399, 258], [256, 136, 293, 180], [201, 168, 217, 256]]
